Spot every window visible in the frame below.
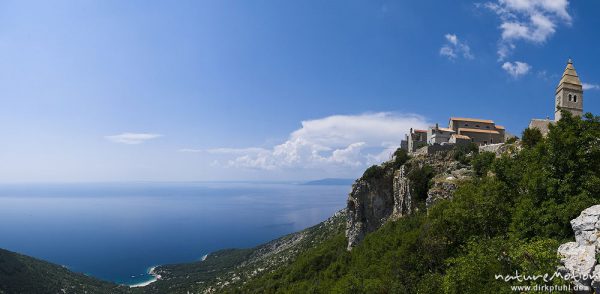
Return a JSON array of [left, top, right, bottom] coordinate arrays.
[[475, 124, 480, 128], [569, 94, 572, 101], [486, 126, 490, 129], [464, 124, 469, 127], [574, 95, 578, 103], [491, 138, 493, 143]]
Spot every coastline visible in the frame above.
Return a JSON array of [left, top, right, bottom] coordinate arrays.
[[129, 254, 208, 288], [129, 266, 161, 288]]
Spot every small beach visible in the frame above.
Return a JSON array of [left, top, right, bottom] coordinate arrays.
[[129, 266, 161, 288]]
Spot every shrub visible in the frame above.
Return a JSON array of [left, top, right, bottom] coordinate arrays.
[[453, 142, 478, 164], [362, 165, 384, 180], [392, 148, 410, 169], [408, 164, 434, 202]]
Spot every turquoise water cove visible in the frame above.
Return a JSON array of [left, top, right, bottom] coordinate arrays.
[[0, 182, 348, 285]]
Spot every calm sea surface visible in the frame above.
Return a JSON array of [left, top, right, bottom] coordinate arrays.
[[0, 182, 349, 285]]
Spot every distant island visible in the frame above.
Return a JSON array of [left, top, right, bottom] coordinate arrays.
[[301, 178, 355, 186]]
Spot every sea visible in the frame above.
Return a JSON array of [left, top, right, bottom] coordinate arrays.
[[0, 182, 349, 285]]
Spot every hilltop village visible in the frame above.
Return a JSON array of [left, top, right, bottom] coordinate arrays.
[[401, 59, 585, 153]]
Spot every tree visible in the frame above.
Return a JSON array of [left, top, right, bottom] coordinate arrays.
[[471, 151, 495, 177], [392, 148, 410, 169], [521, 127, 543, 148]]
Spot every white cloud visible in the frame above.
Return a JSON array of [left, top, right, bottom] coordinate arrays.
[[206, 147, 269, 154], [583, 83, 600, 90], [502, 61, 531, 77], [440, 34, 474, 60], [481, 0, 571, 60], [105, 133, 162, 144], [198, 113, 429, 171]]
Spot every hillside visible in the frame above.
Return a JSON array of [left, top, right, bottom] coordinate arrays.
[[0, 248, 129, 294], [143, 210, 346, 293]]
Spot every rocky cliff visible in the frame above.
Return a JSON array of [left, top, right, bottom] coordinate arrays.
[[558, 205, 600, 293], [346, 149, 471, 250]]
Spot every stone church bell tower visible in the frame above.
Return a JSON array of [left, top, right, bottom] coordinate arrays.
[[555, 59, 584, 121]]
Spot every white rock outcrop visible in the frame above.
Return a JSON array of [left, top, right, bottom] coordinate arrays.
[[558, 205, 600, 293]]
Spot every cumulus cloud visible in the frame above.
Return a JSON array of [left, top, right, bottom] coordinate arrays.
[[481, 0, 571, 60], [583, 83, 600, 91], [178, 147, 268, 154], [206, 147, 269, 154], [502, 61, 531, 78], [105, 133, 162, 144], [195, 113, 429, 171], [440, 34, 474, 60]]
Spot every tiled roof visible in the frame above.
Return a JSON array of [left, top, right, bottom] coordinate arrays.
[[450, 117, 494, 124], [451, 134, 470, 139], [437, 127, 455, 132], [495, 125, 505, 130], [414, 129, 427, 133], [557, 59, 582, 88], [458, 127, 500, 135]]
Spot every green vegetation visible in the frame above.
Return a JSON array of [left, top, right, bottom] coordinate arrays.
[[361, 148, 409, 183], [392, 148, 410, 169], [407, 164, 434, 201], [452, 142, 478, 164], [232, 111, 600, 293], [143, 248, 254, 293], [361, 164, 385, 180], [471, 151, 495, 177], [505, 136, 518, 144], [522, 127, 543, 148], [0, 248, 129, 294]]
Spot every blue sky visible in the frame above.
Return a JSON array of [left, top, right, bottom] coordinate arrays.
[[0, 0, 598, 182]]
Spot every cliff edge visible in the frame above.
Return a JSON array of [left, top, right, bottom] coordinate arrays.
[[346, 147, 472, 250]]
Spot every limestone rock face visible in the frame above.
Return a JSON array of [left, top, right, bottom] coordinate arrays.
[[346, 150, 467, 250], [425, 181, 457, 208], [478, 142, 521, 157], [558, 205, 600, 293], [346, 171, 394, 250], [392, 165, 412, 219], [425, 168, 470, 208]]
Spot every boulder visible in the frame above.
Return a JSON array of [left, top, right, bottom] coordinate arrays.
[[558, 205, 600, 293]]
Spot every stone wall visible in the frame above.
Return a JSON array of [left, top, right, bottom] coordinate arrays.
[[478, 143, 505, 153], [413, 144, 454, 156]]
